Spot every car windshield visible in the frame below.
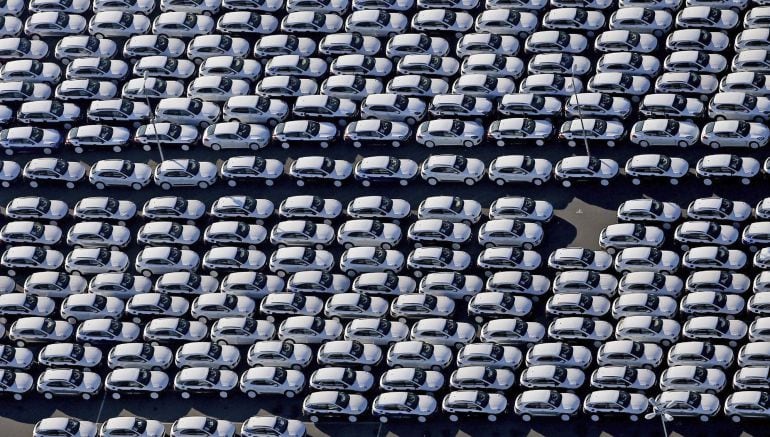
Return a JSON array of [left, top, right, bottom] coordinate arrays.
[[452, 156, 467, 172], [419, 342, 434, 358], [53, 159, 68, 175], [204, 368, 220, 384], [139, 343, 154, 359], [587, 157, 601, 172], [657, 155, 671, 171], [64, 420, 80, 434]]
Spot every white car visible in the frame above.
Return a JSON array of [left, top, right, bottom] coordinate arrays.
[[88, 273, 150, 300], [277, 316, 342, 344], [583, 390, 649, 422], [553, 271, 617, 297], [668, 341, 733, 369], [594, 30, 657, 53], [514, 390, 580, 421], [443, 390, 507, 422], [487, 155, 552, 186], [133, 56, 195, 80], [609, 7, 672, 37], [612, 293, 678, 318], [203, 247, 266, 276], [321, 33, 381, 57], [701, 120, 769, 149], [664, 50, 725, 73], [353, 272, 415, 296], [210, 318, 274, 346], [302, 391, 368, 423], [203, 123, 269, 151], [203, 221, 266, 248], [155, 98, 220, 128], [420, 154, 485, 186], [23, 158, 86, 189], [239, 367, 304, 398], [676, 6, 738, 29], [479, 318, 545, 347], [288, 155, 351, 187], [216, 12, 277, 35], [674, 221, 739, 250], [317, 340, 382, 370], [597, 340, 663, 368], [682, 246, 747, 270], [346, 10, 407, 37], [417, 196, 481, 225], [683, 316, 747, 347], [411, 318, 475, 348], [191, 294, 255, 323], [380, 368, 444, 393], [88, 159, 152, 191], [270, 220, 334, 249], [416, 119, 483, 148], [154, 159, 217, 190], [269, 247, 333, 277], [554, 156, 619, 187], [0, 221, 61, 247], [134, 247, 199, 277], [546, 294, 610, 317], [37, 368, 101, 400], [615, 316, 681, 346], [387, 341, 452, 370], [152, 12, 214, 37], [174, 367, 237, 398], [709, 92, 770, 122], [279, 195, 341, 223], [614, 247, 680, 274], [137, 222, 200, 248], [686, 271, 749, 294], [617, 199, 682, 229], [485, 271, 549, 300], [89, 12, 149, 38], [653, 391, 720, 421], [61, 294, 124, 324], [411, 9, 473, 38], [37, 344, 100, 370], [407, 219, 470, 250], [420, 272, 483, 301], [630, 119, 700, 148], [280, 11, 343, 34], [599, 223, 665, 253], [246, 340, 312, 370], [142, 196, 205, 224]]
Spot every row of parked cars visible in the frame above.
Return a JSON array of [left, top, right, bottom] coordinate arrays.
[[1, 152, 769, 194]]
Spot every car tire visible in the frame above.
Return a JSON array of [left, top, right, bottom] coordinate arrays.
[[600, 179, 609, 186], [561, 180, 571, 188], [112, 393, 121, 400], [71, 270, 82, 276], [590, 414, 599, 422], [227, 180, 237, 188], [12, 393, 22, 401], [197, 181, 209, 189], [731, 415, 741, 423], [142, 270, 152, 278], [265, 179, 274, 187], [345, 270, 356, 277], [464, 178, 475, 186], [219, 391, 228, 398], [464, 140, 474, 148], [399, 179, 408, 186], [309, 415, 319, 423], [74, 146, 85, 154], [131, 182, 143, 191], [180, 391, 190, 399], [67, 317, 77, 325], [670, 178, 679, 185], [0, 181, 7, 188], [560, 414, 571, 422], [488, 415, 497, 422], [181, 144, 190, 151], [424, 140, 435, 148], [521, 414, 531, 422], [66, 182, 75, 189], [276, 270, 286, 278], [661, 339, 671, 347], [43, 392, 53, 400], [742, 177, 751, 185], [427, 178, 438, 186], [198, 121, 209, 129], [281, 142, 290, 149], [29, 181, 38, 188], [631, 178, 641, 186], [284, 390, 295, 398], [352, 141, 362, 148], [82, 393, 91, 400], [699, 415, 709, 422], [361, 180, 371, 187], [296, 180, 305, 187], [348, 415, 357, 423], [607, 140, 615, 147], [449, 414, 458, 422], [160, 182, 171, 190]]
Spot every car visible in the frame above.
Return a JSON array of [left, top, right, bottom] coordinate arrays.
[[185, 35, 249, 63], [61, 294, 124, 324], [260, 293, 323, 321], [239, 367, 305, 398], [320, 32, 381, 58], [617, 199, 682, 229], [559, 119, 625, 147], [133, 56, 195, 80], [442, 390, 507, 422], [682, 246, 747, 270], [153, 159, 217, 190], [89, 11, 150, 38], [0, 60, 60, 86], [239, 416, 304, 437], [76, 319, 140, 345], [169, 417, 235, 437], [514, 390, 580, 422], [709, 92, 770, 122], [281, 11, 343, 34], [597, 340, 663, 369], [612, 293, 678, 319], [720, 72, 770, 97], [674, 221, 739, 250], [554, 156, 619, 187], [615, 316, 681, 346], [380, 368, 444, 393], [322, 74, 383, 101], [36, 368, 101, 401], [687, 271, 750, 295], [614, 247, 680, 275], [277, 316, 342, 344], [285, 271, 348, 296], [317, 340, 382, 370], [302, 391, 368, 423], [683, 316, 747, 347], [151, 12, 213, 37], [420, 154, 485, 186], [0, 127, 62, 156], [246, 340, 312, 370], [216, 11, 277, 35], [345, 10, 407, 37], [701, 120, 769, 149], [630, 120, 700, 149], [174, 367, 237, 399], [407, 219, 470, 249], [664, 50, 726, 74], [86, 99, 150, 125], [100, 418, 166, 437], [22, 158, 86, 190], [142, 196, 205, 224], [410, 318, 475, 349], [676, 6, 738, 29], [653, 391, 719, 421], [134, 247, 199, 277], [387, 341, 452, 370], [552, 271, 617, 298], [599, 223, 665, 253], [411, 9, 473, 38], [412, 198, 479, 227], [546, 294, 610, 317], [640, 93, 705, 119]]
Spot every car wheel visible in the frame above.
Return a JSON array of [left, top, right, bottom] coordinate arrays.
[[65, 181, 75, 189], [346, 270, 356, 277], [561, 180, 571, 188], [631, 178, 641, 186], [291, 364, 302, 371], [82, 393, 91, 400], [281, 142, 290, 149], [590, 414, 599, 422], [265, 179, 274, 187], [560, 414, 571, 422], [71, 270, 82, 276], [399, 179, 408, 186], [248, 142, 261, 151], [197, 181, 209, 189], [309, 415, 319, 423], [600, 179, 609, 186], [424, 140, 435, 148], [449, 414, 458, 422], [160, 182, 171, 190], [464, 178, 475, 186], [276, 270, 286, 278], [181, 144, 190, 151], [29, 181, 38, 188], [216, 339, 228, 346], [284, 390, 295, 398], [427, 178, 438, 186], [112, 393, 121, 400], [142, 144, 152, 152], [219, 391, 228, 398], [0, 181, 8, 188], [197, 317, 208, 324], [463, 140, 474, 148], [670, 178, 679, 185], [198, 121, 209, 129], [73, 146, 84, 154], [344, 243, 353, 250], [43, 392, 53, 400], [488, 415, 497, 422], [142, 270, 152, 278], [607, 140, 615, 147], [66, 317, 77, 325], [131, 182, 143, 191], [12, 393, 22, 401], [348, 415, 357, 423], [731, 415, 741, 423], [742, 177, 751, 185], [521, 414, 531, 422], [113, 145, 122, 153], [361, 180, 371, 187], [352, 141, 362, 148], [319, 141, 329, 149], [755, 116, 765, 123], [296, 179, 305, 187], [247, 390, 257, 398], [3, 149, 12, 156], [661, 339, 671, 347], [227, 180, 237, 188], [700, 415, 709, 422], [180, 391, 190, 399], [454, 342, 464, 349], [567, 140, 576, 148]]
